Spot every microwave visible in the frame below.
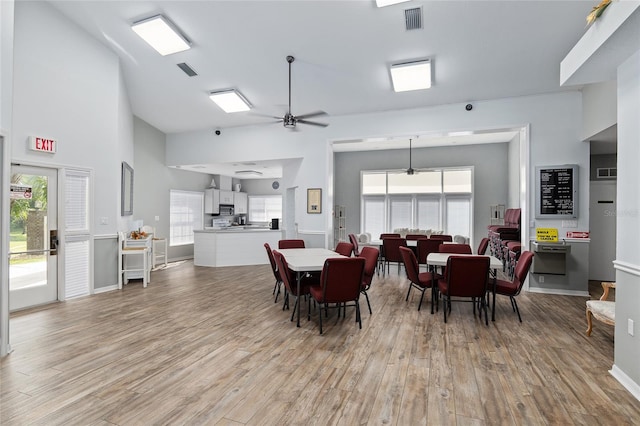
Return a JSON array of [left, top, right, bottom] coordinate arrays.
[[219, 205, 234, 216]]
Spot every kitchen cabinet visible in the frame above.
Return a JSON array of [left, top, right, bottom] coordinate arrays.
[[234, 192, 248, 214], [220, 190, 234, 205], [204, 188, 220, 214]]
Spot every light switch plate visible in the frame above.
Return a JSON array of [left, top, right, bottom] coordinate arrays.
[[100, 217, 108, 225], [155, 216, 160, 221], [562, 220, 578, 228], [629, 319, 635, 336]]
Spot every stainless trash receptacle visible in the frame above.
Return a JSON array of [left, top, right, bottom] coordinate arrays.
[[531, 241, 571, 275]]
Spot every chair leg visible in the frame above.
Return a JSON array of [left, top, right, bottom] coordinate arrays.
[[405, 283, 413, 301], [512, 297, 522, 322], [290, 297, 298, 322], [586, 308, 593, 336], [443, 295, 448, 323], [318, 302, 324, 334], [363, 291, 372, 315], [356, 300, 362, 329], [417, 289, 425, 311], [283, 291, 289, 311]]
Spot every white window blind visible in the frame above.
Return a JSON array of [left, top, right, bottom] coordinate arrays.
[[389, 197, 412, 230], [170, 190, 203, 246], [65, 237, 90, 298], [248, 195, 282, 222], [416, 197, 440, 230], [446, 197, 471, 238], [64, 169, 91, 299], [362, 196, 385, 240]]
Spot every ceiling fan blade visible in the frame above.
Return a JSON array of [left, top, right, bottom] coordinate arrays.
[[297, 119, 329, 128], [295, 111, 327, 120]]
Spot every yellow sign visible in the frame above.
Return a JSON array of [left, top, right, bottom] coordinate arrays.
[[536, 228, 559, 242]]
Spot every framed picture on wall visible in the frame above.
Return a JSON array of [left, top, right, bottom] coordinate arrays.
[[307, 188, 322, 214]]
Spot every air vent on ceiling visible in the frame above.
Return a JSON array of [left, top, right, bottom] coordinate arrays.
[[177, 62, 197, 77], [404, 7, 422, 30]]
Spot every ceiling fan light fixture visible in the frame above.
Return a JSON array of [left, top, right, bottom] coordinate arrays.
[[131, 15, 191, 56], [390, 59, 432, 92], [376, 0, 411, 7], [209, 89, 252, 113]]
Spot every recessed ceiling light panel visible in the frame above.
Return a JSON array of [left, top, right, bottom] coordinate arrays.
[[209, 89, 252, 113], [131, 15, 191, 56], [390, 59, 432, 92], [376, 0, 411, 7]]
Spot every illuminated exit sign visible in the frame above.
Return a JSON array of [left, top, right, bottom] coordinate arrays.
[[29, 136, 57, 153]]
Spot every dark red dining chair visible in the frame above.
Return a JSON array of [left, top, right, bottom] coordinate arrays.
[[309, 257, 366, 334], [477, 237, 490, 255], [278, 239, 305, 249], [400, 247, 439, 313], [358, 246, 379, 314], [491, 251, 534, 322], [437, 256, 490, 325], [405, 234, 428, 240], [382, 237, 407, 275], [348, 233, 360, 256], [438, 243, 472, 254], [264, 243, 283, 303], [417, 239, 442, 268], [335, 241, 354, 257], [272, 250, 317, 322], [431, 234, 453, 242], [380, 233, 401, 239]]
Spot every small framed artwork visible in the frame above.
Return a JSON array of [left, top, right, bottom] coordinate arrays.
[[307, 188, 322, 214]]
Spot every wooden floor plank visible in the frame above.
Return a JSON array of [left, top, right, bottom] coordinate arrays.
[[1, 264, 639, 425]]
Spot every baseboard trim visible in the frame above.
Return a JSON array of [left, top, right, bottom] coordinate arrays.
[[526, 287, 590, 297], [610, 364, 640, 402], [94, 285, 118, 294]]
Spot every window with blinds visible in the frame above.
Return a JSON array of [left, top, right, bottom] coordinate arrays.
[[361, 168, 473, 238], [64, 169, 91, 299], [170, 190, 204, 246], [248, 195, 282, 223]]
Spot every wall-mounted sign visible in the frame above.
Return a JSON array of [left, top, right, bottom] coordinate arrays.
[[566, 231, 589, 239], [536, 228, 558, 242], [29, 136, 57, 154], [535, 165, 578, 219], [10, 184, 32, 200]]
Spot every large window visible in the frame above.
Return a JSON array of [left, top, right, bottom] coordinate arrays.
[[170, 190, 203, 246], [248, 195, 282, 223], [361, 168, 473, 238]]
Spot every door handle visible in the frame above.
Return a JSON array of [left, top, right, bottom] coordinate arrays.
[[50, 230, 58, 256]]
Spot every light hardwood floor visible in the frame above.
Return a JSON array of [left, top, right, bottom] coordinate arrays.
[[1, 261, 638, 425]]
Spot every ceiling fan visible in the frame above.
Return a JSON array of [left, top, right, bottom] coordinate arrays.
[[268, 56, 329, 129]]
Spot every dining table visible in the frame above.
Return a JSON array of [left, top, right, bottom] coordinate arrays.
[[426, 252, 502, 321], [277, 248, 345, 327]]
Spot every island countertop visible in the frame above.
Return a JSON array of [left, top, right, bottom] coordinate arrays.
[[194, 228, 283, 267]]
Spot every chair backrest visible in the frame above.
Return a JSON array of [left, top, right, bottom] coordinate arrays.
[[380, 233, 400, 239], [405, 234, 428, 240], [477, 237, 489, 255], [335, 241, 354, 257], [359, 246, 379, 289], [399, 247, 420, 285], [382, 237, 407, 262], [264, 243, 281, 282], [348, 233, 360, 256], [319, 257, 365, 303], [430, 234, 453, 242], [417, 239, 442, 264], [278, 239, 305, 249], [438, 243, 472, 254], [512, 251, 534, 296], [444, 256, 490, 298], [272, 250, 295, 294]]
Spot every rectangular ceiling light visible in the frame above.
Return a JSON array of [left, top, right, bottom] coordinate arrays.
[[376, 0, 411, 7], [132, 15, 191, 56], [209, 89, 252, 113], [390, 60, 432, 92]]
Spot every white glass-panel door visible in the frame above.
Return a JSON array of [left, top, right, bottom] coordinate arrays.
[[9, 165, 58, 310]]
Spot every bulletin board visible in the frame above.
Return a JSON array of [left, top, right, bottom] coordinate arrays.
[[535, 165, 578, 219]]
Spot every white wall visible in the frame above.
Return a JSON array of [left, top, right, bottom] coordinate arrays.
[[613, 48, 640, 393], [507, 133, 520, 208], [12, 1, 126, 235], [582, 80, 617, 141], [133, 117, 211, 261]]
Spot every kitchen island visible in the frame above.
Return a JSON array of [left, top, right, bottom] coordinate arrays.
[[194, 227, 283, 267]]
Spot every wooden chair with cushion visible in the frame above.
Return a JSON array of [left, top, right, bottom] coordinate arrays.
[[586, 282, 616, 336], [400, 246, 439, 313], [437, 255, 490, 325]]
